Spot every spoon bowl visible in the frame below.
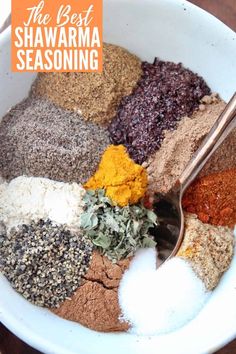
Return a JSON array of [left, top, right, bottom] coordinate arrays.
[[151, 188, 183, 265]]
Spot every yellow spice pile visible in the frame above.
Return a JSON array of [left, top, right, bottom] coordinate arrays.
[[85, 145, 147, 206]]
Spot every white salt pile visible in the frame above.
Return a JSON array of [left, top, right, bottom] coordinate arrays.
[[0, 176, 85, 230], [118, 248, 210, 335]]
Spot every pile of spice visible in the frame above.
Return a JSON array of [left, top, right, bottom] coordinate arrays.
[[109, 59, 210, 164], [182, 169, 236, 228], [85, 145, 147, 206], [31, 43, 142, 125], [178, 213, 234, 290], [0, 176, 85, 231], [0, 220, 93, 307], [52, 251, 131, 332], [118, 248, 209, 335], [0, 97, 109, 183], [80, 189, 157, 262], [146, 95, 236, 194]]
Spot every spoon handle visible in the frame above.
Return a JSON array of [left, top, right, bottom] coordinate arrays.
[[179, 92, 236, 193]]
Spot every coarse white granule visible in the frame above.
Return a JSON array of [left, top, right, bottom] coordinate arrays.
[[118, 248, 210, 335], [0, 176, 85, 230]]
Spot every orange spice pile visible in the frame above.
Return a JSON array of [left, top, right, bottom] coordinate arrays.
[[182, 168, 236, 228]]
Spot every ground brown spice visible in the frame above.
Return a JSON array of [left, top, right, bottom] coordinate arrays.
[[32, 43, 142, 125], [52, 251, 131, 332], [146, 95, 236, 194], [178, 213, 234, 290], [182, 169, 236, 228]]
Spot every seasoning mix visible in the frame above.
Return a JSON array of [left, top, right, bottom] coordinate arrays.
[[0, 42, 235, 335]]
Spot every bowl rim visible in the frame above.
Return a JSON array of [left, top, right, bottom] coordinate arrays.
[[0, 0, 236, 353]]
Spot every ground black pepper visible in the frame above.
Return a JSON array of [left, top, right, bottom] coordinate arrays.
[[0, 220, 93, 308], [0, 97, 110, 184], [109, 59, 211, 164]]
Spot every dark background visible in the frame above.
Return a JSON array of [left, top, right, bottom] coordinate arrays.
[[0, 0, 236, 353]]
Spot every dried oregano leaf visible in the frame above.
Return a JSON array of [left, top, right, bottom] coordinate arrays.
[[80, 189, 158, 262], [92, 233, 111, 249]]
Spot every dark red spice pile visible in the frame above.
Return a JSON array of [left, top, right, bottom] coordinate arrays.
[[109, 59, 211, 164], [182, 168, 236, 228]]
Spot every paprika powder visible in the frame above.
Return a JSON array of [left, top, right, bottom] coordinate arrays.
[[182, 169, 236, 228]]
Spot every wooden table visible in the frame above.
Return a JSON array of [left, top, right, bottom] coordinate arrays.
[[0, 1, 236, 353]]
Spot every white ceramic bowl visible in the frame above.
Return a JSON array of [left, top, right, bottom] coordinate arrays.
[[0, 1, 236, 353]]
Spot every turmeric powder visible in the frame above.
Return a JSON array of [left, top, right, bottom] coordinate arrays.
[[84, 145, 147, 206]]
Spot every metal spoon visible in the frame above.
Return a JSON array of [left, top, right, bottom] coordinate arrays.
[[151, 92, 236, 266]]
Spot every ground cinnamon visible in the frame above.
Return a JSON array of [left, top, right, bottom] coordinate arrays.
[[52, 251, 131, 332], [182, 169, 236, 228]]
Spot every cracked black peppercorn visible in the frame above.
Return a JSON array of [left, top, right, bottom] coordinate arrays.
[[0, 220, 93, 307]]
